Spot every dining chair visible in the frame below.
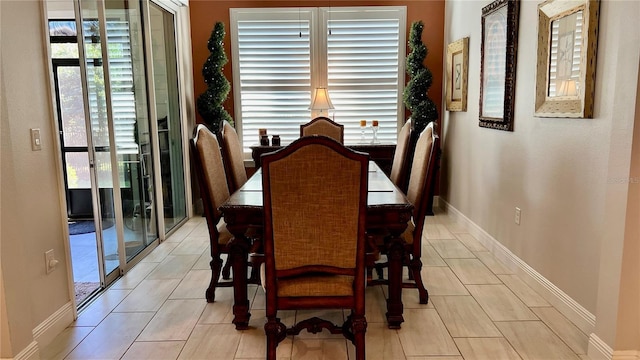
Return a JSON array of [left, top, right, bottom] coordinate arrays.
[[220, 120, 248, 193], [371, 121, 440, 304], [261, 136, 369, 360], [190, 124, 234, 302], [389, 119, 412, 192], [300, 116, 344, 144]]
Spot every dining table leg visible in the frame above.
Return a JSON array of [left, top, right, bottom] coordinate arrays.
[[385, 234, 405, 329], [227, 232, 251, 330]]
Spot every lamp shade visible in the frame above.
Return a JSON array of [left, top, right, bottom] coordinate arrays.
[[309, 87, 335, 112]]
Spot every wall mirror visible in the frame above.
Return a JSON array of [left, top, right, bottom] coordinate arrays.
[[479, 0, 520, 131]]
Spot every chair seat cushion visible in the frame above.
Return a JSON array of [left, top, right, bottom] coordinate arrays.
[[217, 218, 233, 245], [278, 274, 354, 297]]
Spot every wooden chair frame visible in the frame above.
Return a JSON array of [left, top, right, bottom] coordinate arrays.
[[261, 136, 368, 360], [370, 122, 440, 305], [190, 124, 234, 302], [219, 120, 248, 193]]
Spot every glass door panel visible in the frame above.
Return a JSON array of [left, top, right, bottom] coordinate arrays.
[[149, 2, 186, 232]]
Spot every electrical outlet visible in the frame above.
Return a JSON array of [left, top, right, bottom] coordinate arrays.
[[515, 207, 521, 225], [45, 249, 58, 274]]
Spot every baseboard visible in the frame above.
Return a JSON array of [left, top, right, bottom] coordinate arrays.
[[13, 341, 38, 360], [613, 351, 640, 360], [589, 334, 614, 360], [32, 301, 74, 348], [439, 199, 596, 335]]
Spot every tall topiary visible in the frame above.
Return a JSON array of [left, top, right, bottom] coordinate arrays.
[[403, 21, 438, 134], [197, 22, 233, 132]]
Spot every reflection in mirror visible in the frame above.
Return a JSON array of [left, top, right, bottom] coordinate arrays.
[[548, 10, 583, 97]]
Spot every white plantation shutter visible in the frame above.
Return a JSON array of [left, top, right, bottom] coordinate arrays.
[[324, 8, 404, 144], [548, 10, 583, 96], [231, 7, 405, 154], [231, 9, 314, 151]]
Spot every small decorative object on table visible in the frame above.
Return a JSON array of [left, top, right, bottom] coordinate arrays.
[[260, 135, 269, 146], [371, 120, 380, 144], [359, 120, 367, 143], [271, 135, 280, 146]]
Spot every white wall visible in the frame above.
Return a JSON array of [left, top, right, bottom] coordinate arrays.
[[443, 0, 639, 353], [1, 0, 71, 356]]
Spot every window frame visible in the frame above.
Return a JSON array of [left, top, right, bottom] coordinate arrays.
[[230, 6, 406, 157]]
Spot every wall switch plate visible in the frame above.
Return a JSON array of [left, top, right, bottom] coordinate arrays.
[[45, 249, 58, 274], [515, 207, 521, 225], [30, 128, 42, 151]]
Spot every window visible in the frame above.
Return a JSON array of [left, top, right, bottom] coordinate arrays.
[[230, 7, 406, 153]]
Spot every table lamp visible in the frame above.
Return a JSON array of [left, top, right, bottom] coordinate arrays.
[[309, 87, 334, 118]]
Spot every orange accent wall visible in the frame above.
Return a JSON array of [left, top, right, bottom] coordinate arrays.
[[189, 0, 445, 125]]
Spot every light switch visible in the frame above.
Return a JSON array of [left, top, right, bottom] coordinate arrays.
[[30, 128, 42, 151]]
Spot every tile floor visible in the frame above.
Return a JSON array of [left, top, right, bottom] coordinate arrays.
[[43, 210, 590, 360]]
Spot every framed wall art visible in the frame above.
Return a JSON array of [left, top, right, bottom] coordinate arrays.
[[534, 0, 600, 118], [446, 37, 469, 112], [479, 0, 520, 131]]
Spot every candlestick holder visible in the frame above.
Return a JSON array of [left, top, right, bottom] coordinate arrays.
[[359, 120, 367, 143], [371, 120, 379, 144]]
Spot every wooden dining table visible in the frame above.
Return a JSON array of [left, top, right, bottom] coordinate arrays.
[[219, 160, 413, 330]]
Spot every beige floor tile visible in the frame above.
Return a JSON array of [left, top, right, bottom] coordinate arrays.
[[401, 287, 435, 309], [430, 296, 501, 337], [406, 357, 463, 360], [531, 307, 588, 354], [138, 299, 206, 341], [366, 286, 390, 323], [121, 341, 184, 360], [251, 285, 266, 310], [169, 269, 211, 299], [350, 322, 406, 360], [110, 262, 159, 290], [397, 308, 459, 357], [454, 338, 522, 359], [423, 223, 456, 240], [496, 321, 581, 360], [166, 222, 199, 243], [498, 275, 550, 307], [292, 338, 349, 360], [454, 233, 487, 252], [140, 241, 178, 263], [65, 312, 153, 359], [235, 309, 294, 359], [178, 324, 241, 360], [114, 279, 180, 312], [423, 266, 469, 295], [73, 289, 130, 326], [146, 255, 199, 280], [170, 235, 209, 255], [40, 326, 93, 360], [445, 258, 502, 285], [466, 285, 538, 321], [423, 245, 447, 266], [474, 251, 514, 274], [192, 251, 214, 270], [429, 239, 475, 259]]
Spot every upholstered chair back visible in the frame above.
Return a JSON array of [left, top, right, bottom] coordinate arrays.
[[300, 116, 345, 144], [389, 119, 412, 190], [193, 124, 230, 220], [220, 120, 248, 193]]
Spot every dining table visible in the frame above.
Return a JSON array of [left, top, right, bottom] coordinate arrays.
[[219, 159, 413, 330]]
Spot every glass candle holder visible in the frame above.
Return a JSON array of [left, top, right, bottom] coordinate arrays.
[[371, 120, 379, 144], [359, 120, 367, 143]]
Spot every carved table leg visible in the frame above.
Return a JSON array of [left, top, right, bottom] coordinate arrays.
[[228, 234, 251, 330], [385, 235, 405, 329]]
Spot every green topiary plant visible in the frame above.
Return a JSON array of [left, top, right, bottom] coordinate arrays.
[[197, 22, 233, 132], [403, 21, 438, 134]]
